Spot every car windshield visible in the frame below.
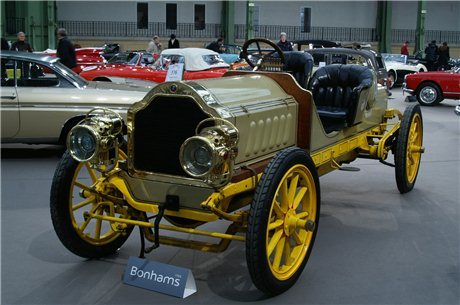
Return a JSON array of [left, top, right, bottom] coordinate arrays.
[[202, 54, 225, 65], [383, 54, 407, 64], [222, 45, 242, 54], [153, 54, 185, 70], [51, 61, 88, 87], [375, 56, 385, 69], [108, 52, 138, 65]]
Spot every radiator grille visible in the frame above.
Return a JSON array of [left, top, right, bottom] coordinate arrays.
[[133, 96, 209, 175]]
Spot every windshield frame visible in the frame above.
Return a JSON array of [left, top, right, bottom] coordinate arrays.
[[50, 60, 89, 88]]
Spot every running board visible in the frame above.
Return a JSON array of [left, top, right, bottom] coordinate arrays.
[[338, 166, 360, 172], [332, 159, 360, 172]]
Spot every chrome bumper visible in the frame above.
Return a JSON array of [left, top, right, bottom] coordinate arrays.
[[402, 83, 414, 94]]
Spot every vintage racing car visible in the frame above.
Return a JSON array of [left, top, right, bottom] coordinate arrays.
[[50, 38, 424, 296]]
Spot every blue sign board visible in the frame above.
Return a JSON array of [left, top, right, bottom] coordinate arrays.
[[123, 256, 196, 298]]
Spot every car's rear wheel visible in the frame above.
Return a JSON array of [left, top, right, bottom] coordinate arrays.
[[416, 82, 443, 106], [395, 104, 423, 194], [50, 150, 133, 258], [246, 147, 320, 295]]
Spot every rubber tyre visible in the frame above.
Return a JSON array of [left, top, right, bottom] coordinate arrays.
[[50, 150, 133, 258], [395, 104, 423, 194], [246, 147, 320, 295], [388, 71, 396, 89], [416, 82, 443, 106]]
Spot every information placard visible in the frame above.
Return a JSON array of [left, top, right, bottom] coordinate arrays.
[[123, 256, 196, 298], [165, 63, 184, 82]]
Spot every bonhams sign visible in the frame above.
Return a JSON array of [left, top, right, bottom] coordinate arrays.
[[123, 256, 196, 298]]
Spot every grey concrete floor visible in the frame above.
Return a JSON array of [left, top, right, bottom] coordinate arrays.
[[1, 88, 459, 305]]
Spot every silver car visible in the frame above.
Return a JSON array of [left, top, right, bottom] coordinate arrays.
[[1, 51, 153, 144]]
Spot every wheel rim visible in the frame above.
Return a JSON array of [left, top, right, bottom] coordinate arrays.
[[420, 86, 437, 104], [405, 113, 423, 183], [265, 164, 317, 281], [388, 74, 395, 88], [69, 152, 128, 245]]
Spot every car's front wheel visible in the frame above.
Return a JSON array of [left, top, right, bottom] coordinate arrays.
[[416, 82, 443, 106], [50, 150, 133, 258], [395, 104, 423, 194], [246, 147, 320, 295]]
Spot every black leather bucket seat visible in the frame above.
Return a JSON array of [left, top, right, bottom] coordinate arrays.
[[308, 64, 373, 132]]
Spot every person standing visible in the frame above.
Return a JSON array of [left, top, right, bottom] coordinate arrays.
[[168, 34, 180, 49], [438, 42, 450, 70], [424, 40, 438, 71], [400, 41, 409, 56], [206, 37, 225, 53], [56, 28, 76, 69], [147, 35, 163, 55], [10, 32, 33, 52], [1, 37, 10, 50], [277, 32, 293, 52]]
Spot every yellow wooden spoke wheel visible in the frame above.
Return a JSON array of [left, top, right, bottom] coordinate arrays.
[[50, 149, 133, 258], [395, 104, 424, 194], [246, 147, 320, 295]]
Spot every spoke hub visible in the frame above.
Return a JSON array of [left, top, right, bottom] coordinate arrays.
[[284, 209, 303, 236]]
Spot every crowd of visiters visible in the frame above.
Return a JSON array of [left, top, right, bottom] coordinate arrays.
[[2, 29, 453, 73], [401, 39, 451, 71]]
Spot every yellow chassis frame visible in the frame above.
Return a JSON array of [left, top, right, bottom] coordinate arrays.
[[84, 109, 403, 253]]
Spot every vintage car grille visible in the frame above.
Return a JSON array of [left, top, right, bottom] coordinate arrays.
[[133, 96, 209, 176]]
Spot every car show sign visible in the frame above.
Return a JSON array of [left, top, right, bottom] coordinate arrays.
[[123, 256, 196, 298], [165, 63, 184, 82]]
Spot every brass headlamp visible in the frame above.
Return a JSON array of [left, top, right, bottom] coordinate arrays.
[[67, 108, 124, 172], [180, 118, 239, 188]]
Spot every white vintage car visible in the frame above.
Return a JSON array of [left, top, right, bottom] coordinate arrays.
[[1, 51, 152, 144], [382, 53, 427, 88]]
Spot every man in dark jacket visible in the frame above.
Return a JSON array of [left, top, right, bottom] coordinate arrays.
[[206, 38, 224, 53], [438, 42, 450, 70], [168, 34, 180, 49], [56, 28, 76, 69], [277, 32, 293, 52], [424, 40, 438, 71], [1, 37, 10, 50], [10, 32, 33, 52]]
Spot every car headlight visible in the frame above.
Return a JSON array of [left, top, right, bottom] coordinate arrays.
[[68, 125, 100, 162], [179, 118, 239, 188], [180, 137, 215, 177], [67, 108, 124, 172]]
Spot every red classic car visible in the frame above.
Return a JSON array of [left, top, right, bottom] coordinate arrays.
[[403, 67, 460, 106], [41, 48, 107, 74], [79, 48, 229, 84]]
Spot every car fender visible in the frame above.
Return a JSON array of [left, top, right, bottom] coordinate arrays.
[[92, 76, 158, 88], [415, 80, 443, 97], [58, 115, 87, 145]]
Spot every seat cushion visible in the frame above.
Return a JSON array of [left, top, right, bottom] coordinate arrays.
[[316, 105, 348, 119]]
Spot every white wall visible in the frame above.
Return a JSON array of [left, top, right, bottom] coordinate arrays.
[[57, 1, 136, 22], [57, 1, 222, 24], [57, 1, 459, 31], [392, 1, 460, 31], [425, 1, 460, 31], [235, 1, 378, 28]]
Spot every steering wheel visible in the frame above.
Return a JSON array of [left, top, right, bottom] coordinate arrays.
[[241, 38, 285, 71]]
